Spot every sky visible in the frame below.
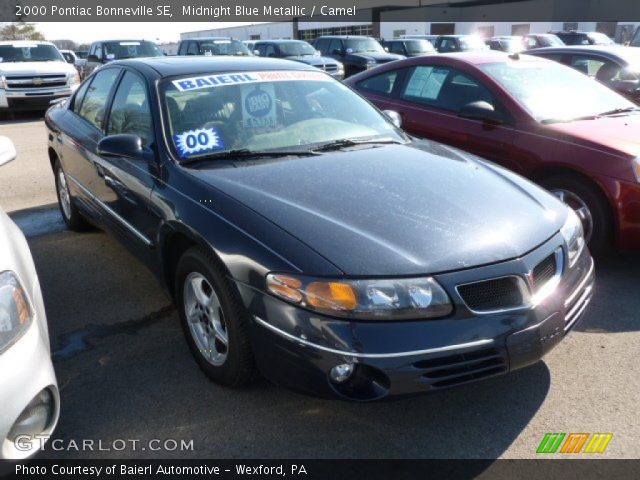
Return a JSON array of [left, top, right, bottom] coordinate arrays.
[[35, 22, 251, 44]]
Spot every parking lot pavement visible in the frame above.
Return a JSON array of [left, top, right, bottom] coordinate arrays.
[[2, 116, 639, 459], [0, 114, 57, 213]]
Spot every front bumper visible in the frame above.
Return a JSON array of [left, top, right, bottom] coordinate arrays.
[[0, 291, 59, 459], [237, 233, 595, 400], [0, 86, 76, 111]]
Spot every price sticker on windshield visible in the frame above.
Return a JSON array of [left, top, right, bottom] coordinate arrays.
[[241, 84, 277, 129], [173, 127, 225, 158]]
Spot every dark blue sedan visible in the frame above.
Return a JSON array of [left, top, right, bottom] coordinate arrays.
[[45, 57, 594, 400]]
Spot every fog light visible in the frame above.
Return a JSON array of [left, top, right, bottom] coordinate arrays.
[[329, 363, 355, 384], [7, 389, 55, 442]]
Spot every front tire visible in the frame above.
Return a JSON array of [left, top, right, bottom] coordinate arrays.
[[540, 174, 612, 255], [54, 159, 90, 231], [175, 247, 255, 387]]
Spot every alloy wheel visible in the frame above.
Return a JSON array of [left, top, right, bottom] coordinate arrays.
[[551, 188, 594, 243], [57, 169, 72, 221], [183, 272, 229, 366]]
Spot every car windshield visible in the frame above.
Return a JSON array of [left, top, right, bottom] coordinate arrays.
[[589, 32, 614, 45], [0, 44, 64, 62], [460, 36, 489, 51], [197, 40, 250, 56], [480, 61, 637, 122], [539, 35, 564, 47], [344, 38, 385, 53], [162, 70, 404, 161], [277, 42, 317, 56], [499, 38, 523, 52], [406, 40, 435, 54], [103, 41, 163, 60]]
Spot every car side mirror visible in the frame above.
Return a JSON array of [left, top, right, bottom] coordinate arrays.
[[382, 110, 402, 128], [87, 54, 99, 63], [332, 48, 344, 56], [97, 134, 145, 159], [459, 101, 503, 125], [613, 78, 640, 93], [0, 136, 17, 167], [65, 57, 75, 64], [384, 47, 390, 52]]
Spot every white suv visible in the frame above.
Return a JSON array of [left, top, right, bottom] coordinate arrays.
[[0, 41, 80, 114]]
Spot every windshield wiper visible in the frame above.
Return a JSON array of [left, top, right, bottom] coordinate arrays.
[[597, 106, 640, 116], [179, 148, 319, 166], [541, 115, 599, 124], [311, 137, 404, 153], [542, 106, 640, 124]]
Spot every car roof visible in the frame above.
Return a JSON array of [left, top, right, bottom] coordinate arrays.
[[0, 40, 53, 46], [94, 39, 154, 43], [527, 45, 640, 65], [428, 51, 550, 65], [111, 56, 315, 77], [315, 36, 374, 39], [186, 37, 235, 41], [256, 39, 306, 43]]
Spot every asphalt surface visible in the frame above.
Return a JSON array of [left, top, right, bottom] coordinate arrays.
[[0, 113, 638, 459]]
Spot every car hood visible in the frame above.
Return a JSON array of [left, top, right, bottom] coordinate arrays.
[[192, 142, 566, 275], [0, 60, 76, 76], [285, 55, 339, 66], [347, 52, 405, 63], [545, 114, 640, 157]]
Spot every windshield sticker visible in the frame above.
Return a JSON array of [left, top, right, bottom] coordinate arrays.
[[173, 127, 224, 158], [204, 50, 213, 56], [241, 84, 277, 129], [106, 53, 115, 60], [172, 70, 331, 92]]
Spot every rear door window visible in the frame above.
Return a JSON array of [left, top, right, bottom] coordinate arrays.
[[77, 68, 121, 131], [402, 66, 496, 113]]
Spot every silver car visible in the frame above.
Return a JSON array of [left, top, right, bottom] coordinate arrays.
[[0, 137, 59, 459]]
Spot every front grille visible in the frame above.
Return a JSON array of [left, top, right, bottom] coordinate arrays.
[[313, 64, 339, 73], [5, 74, 67, 90], [414, 347, 507, 389], [531, 253, 557, 292], [457, 277, 523, 312]]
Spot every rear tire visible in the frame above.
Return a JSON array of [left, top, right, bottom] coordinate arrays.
[[54, 159, 91, 232], [540, 174, 612, 255], [175, 247, 255, 387]]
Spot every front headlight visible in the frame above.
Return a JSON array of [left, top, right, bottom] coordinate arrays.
[[0, 271, 33, 353], [266, 273, 452, 320], [633, 157, 640, 182], [560, 209, 585, 268], [67, 71, 80, 86]]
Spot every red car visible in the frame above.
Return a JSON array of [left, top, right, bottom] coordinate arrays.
[[346, 52, 640, 253]]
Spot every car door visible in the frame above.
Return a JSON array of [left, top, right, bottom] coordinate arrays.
[[370, 64, 518, 169], [94, 69, 161, 262], [60, 67, 122, 220]]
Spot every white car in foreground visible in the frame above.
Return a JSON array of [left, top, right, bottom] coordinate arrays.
[[0, 137, 59, 459]]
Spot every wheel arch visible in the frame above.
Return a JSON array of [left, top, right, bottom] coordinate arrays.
[[529, 164, 619, 237], [158, 222, 233, 301]]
